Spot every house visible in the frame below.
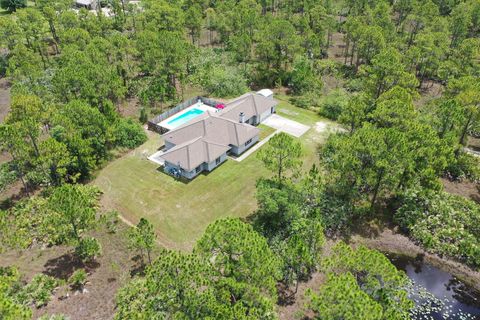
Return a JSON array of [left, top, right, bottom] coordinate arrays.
[[161, 91, 278, 179], [219, 91, 277, 126]]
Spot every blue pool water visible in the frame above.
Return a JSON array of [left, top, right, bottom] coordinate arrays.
[[167, 108, 204, 128]]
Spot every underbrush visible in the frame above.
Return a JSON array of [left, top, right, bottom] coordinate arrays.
[[396, 189, 480, 267]]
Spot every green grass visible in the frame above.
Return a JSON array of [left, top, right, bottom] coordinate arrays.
[[94, 103, 331, 250], [258, 124, 276, 140]]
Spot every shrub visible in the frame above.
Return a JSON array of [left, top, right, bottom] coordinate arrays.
[[68, 269, 87, 291], [0, 162, 17, 193], [396, 189, 480, 267], [112, 118, 147, 149], [101, 210, 119, 234], [288, 56, 322, 95], [188, 48, 249, 98], [318, 89, 349, 120], [0, 266, 31, 319], [445, 151, 480, 182], [75, 237, 102, 263], [290, 91, 322, 109], [139, 107, 148, 124], [318, 193, 355, 236], [203, 66, 248, 98], [18, 274, 59, 308]]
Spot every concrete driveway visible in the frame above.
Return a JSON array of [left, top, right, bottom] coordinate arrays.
[[262, 114, 310, 137]]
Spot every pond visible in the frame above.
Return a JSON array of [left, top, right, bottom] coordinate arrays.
[[385, 253, 480, 320]]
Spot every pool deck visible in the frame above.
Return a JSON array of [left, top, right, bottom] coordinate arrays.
[[157, 101, 217, 131]]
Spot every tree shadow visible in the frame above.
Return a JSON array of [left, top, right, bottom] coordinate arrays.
[[43, 252, 100, 280], [130, 254, 146, 277], [276, 282, 297, 306]]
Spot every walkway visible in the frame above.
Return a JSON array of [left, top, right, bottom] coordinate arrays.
[[148, 150, 166, 165]]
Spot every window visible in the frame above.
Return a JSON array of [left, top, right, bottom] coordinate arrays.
[[216, 157, 221, 165], [245, 138, 253, 147], [195, 165, 202, 173]]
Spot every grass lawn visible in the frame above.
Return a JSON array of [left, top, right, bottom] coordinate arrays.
[[94, 102, 333, 250]]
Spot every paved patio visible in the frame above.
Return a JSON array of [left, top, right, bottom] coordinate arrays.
[[262, 114, 311, 137]]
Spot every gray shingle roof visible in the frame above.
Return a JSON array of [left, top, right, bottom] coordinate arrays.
[[161, 92, 277, 171], [164, 111, 259, 147], [161, 137, 230, 172], [219, 92, 278, 122]]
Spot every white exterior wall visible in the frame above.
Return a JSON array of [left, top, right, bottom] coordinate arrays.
[[230, 135, 259, 156], [205, 153, 227, 171], [259, 106, 275, 123], [164, 161, 200, 179], [164, 153, 227, 179]]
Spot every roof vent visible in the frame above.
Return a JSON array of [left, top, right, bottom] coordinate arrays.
[[239, 112, 246, 123]]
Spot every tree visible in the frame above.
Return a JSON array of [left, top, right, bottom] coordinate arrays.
[[445, 76, 480, 145], [321, 125, 406, 211], [128, 218, 156, 265], [16, 8, 50, 68], [355, 25, 385, 68], [184, 3, 203, 44], [288, 56, 321, 95], [429, 98, 465, 140], [306, 242, 413, 319], [307, 273, 383, 320], [338, 93, 370, 133], [449, 2, 472, 48], [35, 138, 73, 186], [75, 237, 101, 263], [255, 18, 301, 84], [360, 48, 418, 99], [0, 123, 32, 194], [115, 250, 221, 319], [403, 0, 439, 47], [257, 132, 302, 182], [116, 219, 281, 320], [52, 44, 126, 108], [6, 95, 44, 158], [195, 218, 281, 298], [0, 0, 26, 13], [46, 184, 97, 244], [51, 100, 111, 179]]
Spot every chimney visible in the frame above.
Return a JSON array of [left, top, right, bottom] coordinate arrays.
[[239, 112, 245, 123]]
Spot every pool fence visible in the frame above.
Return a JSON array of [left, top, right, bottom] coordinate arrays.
[[148, 96, 221, 134]]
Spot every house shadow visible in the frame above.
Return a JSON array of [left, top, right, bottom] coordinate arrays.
[[43, 252, 100, 280], [155, 166, 191, 185]]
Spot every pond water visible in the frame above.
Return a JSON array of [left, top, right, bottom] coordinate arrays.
[[385, 253, 480, 320]]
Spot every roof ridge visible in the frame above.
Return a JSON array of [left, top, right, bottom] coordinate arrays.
[[186, 141, 191, 168], [201, 138, 230, 147], [252, 94, 259, 114], [203, 140, 212, 162], [162, 137, 202, 155]]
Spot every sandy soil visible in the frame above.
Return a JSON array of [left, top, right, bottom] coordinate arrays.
[[0, 77, 10, 123], [442, 178, 480, 204], [0, 224, 139, 320], [278, 272, 325, 320]]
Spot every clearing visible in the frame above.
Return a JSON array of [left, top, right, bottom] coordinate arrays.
[[94, 100, 336, 250]]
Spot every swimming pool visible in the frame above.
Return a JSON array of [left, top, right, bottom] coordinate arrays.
[[167, 108, 204, 127]]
